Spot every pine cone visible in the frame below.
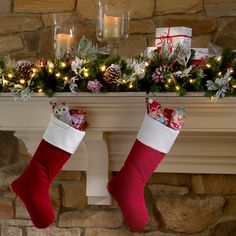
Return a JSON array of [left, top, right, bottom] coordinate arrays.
[[15, 60, 32, 76], [103, 64, 122, 84]]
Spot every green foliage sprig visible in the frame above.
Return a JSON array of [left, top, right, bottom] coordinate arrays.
[[0, 36, 235, 101]]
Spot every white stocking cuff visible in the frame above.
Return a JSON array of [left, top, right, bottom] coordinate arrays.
[[43, 116, 85, 154], [137, 113, 179, 154]]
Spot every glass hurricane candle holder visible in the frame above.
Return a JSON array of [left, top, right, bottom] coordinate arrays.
[[96, 0, 130, 54], [53, 14, 78, 58]]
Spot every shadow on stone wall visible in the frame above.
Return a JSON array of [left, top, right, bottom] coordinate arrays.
[[0, 131, 20, 168]]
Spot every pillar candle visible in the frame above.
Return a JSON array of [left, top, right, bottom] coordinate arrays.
[[56, 33, 75, 56], [103, 16, 122, 39]]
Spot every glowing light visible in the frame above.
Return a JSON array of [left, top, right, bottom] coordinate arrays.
[[145, 62, 149, 67], [218, 72, 222, 76], [232, 84, 236, 88], [230, 69, 234, 74], [84, 72, 89, 78], [165, 84, 169, 88], [217, 56, 221, 62], [206, 64, 211, 68], [210, 96, 216, 103], [83, 68, 89, 78], [38, 88, 43, 93], [167, 78, 172, 83], [48, 68, 53, 73], [60, 62, 66, 68], [176, 86, 180, 91], [8, 73, 13, 79], [64, 76, 68, 81], [100, 65, 106, 72], [129, 83, 133, 89], [32, 68, 37, 73], [48, 61, 54, 69], [189, 79, 194, 83], [122, 79, 126, 83], [55, 72, 61, 78], [20, 79, 25, 84]]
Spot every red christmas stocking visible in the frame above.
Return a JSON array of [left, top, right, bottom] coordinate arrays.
[[107, 112, 180, 231], [11, 116, 85, 228]]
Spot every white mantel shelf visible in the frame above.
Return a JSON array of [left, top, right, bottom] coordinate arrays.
[[1, 92, 236, 205]]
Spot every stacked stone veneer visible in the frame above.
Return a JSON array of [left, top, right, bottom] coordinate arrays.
[[0, 132, 236, 236], [0, 0, 235, 60]]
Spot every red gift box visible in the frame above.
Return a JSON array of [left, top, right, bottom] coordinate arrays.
[[70, 109, 88, 131]]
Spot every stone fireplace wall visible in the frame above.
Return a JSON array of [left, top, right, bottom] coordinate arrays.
[[0, 0, 235, 60], [0, 145, 236, 236], [0, 0, 236, 235]]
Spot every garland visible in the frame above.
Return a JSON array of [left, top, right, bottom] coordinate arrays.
[[0, 36, 235, 101]]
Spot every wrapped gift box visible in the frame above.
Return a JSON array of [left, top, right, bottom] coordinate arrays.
[[191, 48, 209, 66], [192, 48, 209, 60], [155, 27, 192, 53], [144, 47, 156, 58]]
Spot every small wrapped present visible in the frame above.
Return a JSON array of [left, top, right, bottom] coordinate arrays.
[[191, 48, 209, 66], [208, 43, 222, 57], [192, 48, 209, 60], [144, 47, 156, 58], [155, 27, 192, 53], [70, 109, 88, 131]]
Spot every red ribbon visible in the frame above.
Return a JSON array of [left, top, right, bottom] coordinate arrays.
[[155, 27, 192, 53]]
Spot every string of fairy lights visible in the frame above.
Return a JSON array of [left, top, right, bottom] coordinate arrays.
[[0, 58, 233, 95], [1, 56, 235, 95], [0, 37, 235, 100]]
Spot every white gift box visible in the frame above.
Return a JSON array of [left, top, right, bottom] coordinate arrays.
[[155, 27, 192, 53], [144, 47, 156, 58], [192, 48, 209, 60]]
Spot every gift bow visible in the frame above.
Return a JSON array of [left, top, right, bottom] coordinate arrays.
[[155, 27, 192, 53]]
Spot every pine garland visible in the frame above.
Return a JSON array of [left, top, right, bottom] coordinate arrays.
[[0, 36, 235, 101]]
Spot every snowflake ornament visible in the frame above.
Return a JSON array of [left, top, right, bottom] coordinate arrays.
[[71, 57, 84, 76], [125, 59, 146, 83], [173, 66, 193, 78], [206, 69, 231, 100], [11, 87, 31, 101]]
